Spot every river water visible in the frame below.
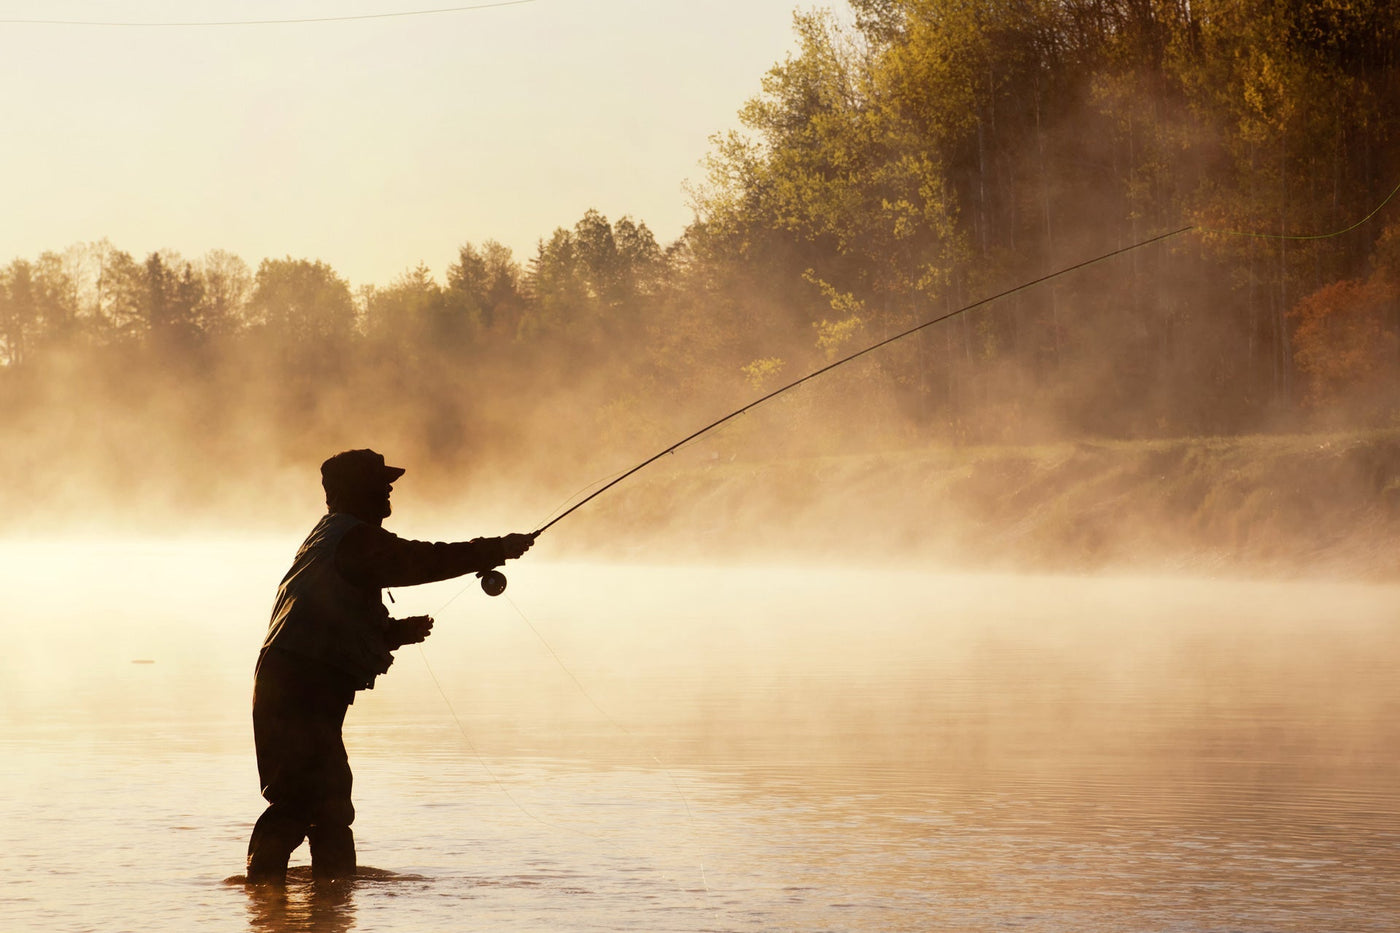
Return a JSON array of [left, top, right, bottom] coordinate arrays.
[[2, 538, 1397, 932]]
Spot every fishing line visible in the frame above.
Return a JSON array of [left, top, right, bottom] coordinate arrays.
[[500, 590, 704, 815], [0, 0, 535, 27], [500, 592, 714, 899], [412, 643, 606, 841], [433, 576, 484, 617], [502, 594, 625, 730]]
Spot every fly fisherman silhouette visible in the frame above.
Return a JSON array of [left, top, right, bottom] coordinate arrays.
[[246, 449, 535, 884]]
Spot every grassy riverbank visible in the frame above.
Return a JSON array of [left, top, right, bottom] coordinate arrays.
[[556, 429, 1400, 579]]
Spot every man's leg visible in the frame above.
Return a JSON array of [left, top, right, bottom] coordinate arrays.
[[246, 803, 308, 884], [308, 823, 356, 879], [308, 722, 357, 880], [251, 650, 355, 884]]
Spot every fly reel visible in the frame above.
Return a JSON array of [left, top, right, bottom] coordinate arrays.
[[478, 569, 508, 597]]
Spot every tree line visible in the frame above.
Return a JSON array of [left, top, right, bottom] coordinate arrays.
[[2, 0, 1398, 522]]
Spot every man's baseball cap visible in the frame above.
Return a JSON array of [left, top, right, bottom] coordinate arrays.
[[320, 449, 405, 493]]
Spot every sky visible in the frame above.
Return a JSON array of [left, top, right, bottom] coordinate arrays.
[[0, 0, 817, 288]]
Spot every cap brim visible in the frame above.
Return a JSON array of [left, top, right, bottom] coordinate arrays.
[[385, 465, 406, 481]]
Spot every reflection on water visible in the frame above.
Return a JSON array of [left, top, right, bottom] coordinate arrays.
[[1, 539, 1398, 931], [243, 874, 357, 933]]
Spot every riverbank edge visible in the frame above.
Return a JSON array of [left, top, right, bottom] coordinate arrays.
[[551, 428, 1400, 580]]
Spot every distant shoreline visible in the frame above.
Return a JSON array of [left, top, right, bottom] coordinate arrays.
[[6, 429, 1397, 582], [552, 429, 1400, 581]]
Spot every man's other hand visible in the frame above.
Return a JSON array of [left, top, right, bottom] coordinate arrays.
[[389, 614, 434, 648]]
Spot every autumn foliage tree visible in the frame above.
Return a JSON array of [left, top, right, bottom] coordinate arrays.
[[1290, 226, 1400, 420]]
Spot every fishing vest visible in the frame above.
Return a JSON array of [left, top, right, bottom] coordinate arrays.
[[260, 512, 395, 691]]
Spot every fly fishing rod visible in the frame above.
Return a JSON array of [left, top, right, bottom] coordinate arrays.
[[472, 224, 1192, 596]]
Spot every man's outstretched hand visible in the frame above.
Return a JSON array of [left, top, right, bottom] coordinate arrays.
[[501, 532, 536, 561], [389, 614, 434, 648]]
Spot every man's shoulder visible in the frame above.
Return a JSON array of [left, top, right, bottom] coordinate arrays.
[[322, 511, 370, 532], [338, 520, 398, 547], [334, 520, 407, 575]]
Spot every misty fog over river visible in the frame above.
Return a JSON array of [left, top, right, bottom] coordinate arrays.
[[2, 539, 1397, 932]]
